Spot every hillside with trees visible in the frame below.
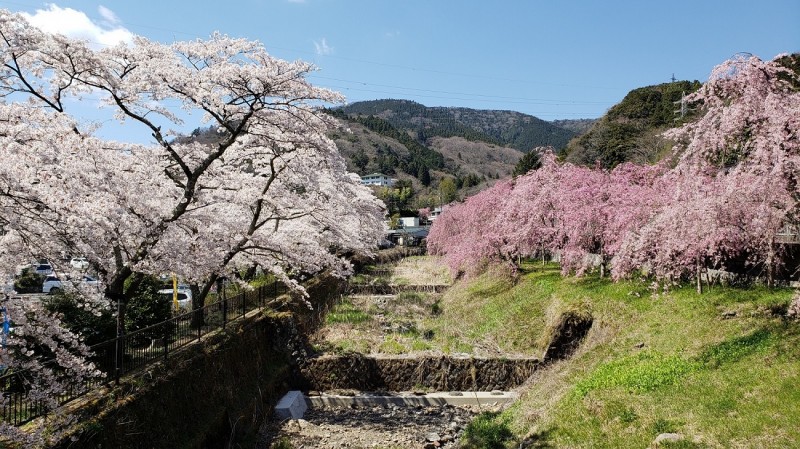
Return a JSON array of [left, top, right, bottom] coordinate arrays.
[[338, 99, 577, 151], [323, 100, 588, 214], [563, 80, 702, 168]]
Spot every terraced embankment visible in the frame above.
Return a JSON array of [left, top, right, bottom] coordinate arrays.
[[263, 256, 554, 449]]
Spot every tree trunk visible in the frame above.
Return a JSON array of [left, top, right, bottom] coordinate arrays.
[[105, 267, 133, 336], [599, 251, 606, 278], [191, 275, 218, 328], [696, 261, 703, 294], [189, 283, 204, 328], [766, 239, 775, 288], [541, 245, 546, 268]]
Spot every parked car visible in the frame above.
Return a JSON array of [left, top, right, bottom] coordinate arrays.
[[70, 257, 89, 270], [33, 263, 54, 276], [42, 274, 100, 294], [158, 286, 193, 311]]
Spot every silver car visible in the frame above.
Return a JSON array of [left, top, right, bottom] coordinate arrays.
[[42, 275, 100, 294]]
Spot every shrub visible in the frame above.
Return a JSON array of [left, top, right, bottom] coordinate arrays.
[[43, 292, 116, 346], [14, 269, 45, 293], [124, 276, 173, 346]]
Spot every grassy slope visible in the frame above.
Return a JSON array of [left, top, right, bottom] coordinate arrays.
[[433, 262, 799, 448]]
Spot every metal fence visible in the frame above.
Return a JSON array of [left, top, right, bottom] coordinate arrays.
[[1, 281, 284, 426]]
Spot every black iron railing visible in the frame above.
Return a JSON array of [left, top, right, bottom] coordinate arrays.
[[1, 281, 283, 426]]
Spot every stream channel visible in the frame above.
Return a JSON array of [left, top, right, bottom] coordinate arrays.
[[258, 256, 541, 449]]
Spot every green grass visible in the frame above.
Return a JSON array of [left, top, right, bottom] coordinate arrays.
[[411, 258, 798, 448], [573, 350, 697, 397], [378, 335, 407, 354], [325, 300, 372, 324], [461, 411, 514, 449]]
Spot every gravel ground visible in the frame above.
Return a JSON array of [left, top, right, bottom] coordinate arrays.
[[259, 403, 495, 449]]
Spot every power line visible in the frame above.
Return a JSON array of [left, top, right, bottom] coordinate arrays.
[[309, 75, 613, 105]]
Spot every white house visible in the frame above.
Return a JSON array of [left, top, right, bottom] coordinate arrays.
[[398, 217, 420, 228], [428, 207, 444, 222], [360, 173, 395, 187]]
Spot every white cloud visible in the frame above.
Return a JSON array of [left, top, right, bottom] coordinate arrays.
[[288, 0, 306, 3], [97, 5, 120, 26], [313, 38, 333, 56], [21, 4, 133, 49], [385, 31, 401, 39]]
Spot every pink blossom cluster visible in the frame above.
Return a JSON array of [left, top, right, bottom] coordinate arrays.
[[429, 54, 800, 288]]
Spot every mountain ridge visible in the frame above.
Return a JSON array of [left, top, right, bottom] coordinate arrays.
[[337, 99, 579, 152]]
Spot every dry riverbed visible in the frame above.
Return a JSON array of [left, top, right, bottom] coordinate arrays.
[[259, 256, 510, 448], [259, 402, 496, 449]]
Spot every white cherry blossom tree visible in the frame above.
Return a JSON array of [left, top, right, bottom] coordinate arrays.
[[0, 9, 384, 442]]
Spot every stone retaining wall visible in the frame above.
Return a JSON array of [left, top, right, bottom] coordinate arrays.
[[50, 273, 347, 449], [297, 355, 540, 392], [347, 284, 450, 295]]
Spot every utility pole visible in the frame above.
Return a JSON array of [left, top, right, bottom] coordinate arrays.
[[671, 73, 677, 83]]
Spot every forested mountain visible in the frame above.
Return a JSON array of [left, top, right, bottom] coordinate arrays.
[[337, 99, 577, 152], [326, 114, 522, 213], [563, 80, 702, 168]]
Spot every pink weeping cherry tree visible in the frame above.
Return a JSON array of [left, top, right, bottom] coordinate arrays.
[[613, 53, 800, 292], [428, 150, 668, 280], [431, 54, 799, 296], [426, 178, 515, 276]]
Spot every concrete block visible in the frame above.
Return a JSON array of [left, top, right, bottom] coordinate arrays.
[[275, 390, 307, 420], [305, 391, 518, 408]]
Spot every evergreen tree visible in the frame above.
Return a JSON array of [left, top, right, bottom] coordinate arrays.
[[513, 149, 543, 177], [419, 164, 431, 186]]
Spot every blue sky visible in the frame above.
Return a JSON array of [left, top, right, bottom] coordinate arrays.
[[2, 0, 799, 125]]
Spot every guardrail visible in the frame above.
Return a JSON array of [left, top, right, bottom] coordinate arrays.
[[1, 281, 284, 426]]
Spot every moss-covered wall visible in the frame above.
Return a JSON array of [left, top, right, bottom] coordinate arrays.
[[51, 314, 287, 449]]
